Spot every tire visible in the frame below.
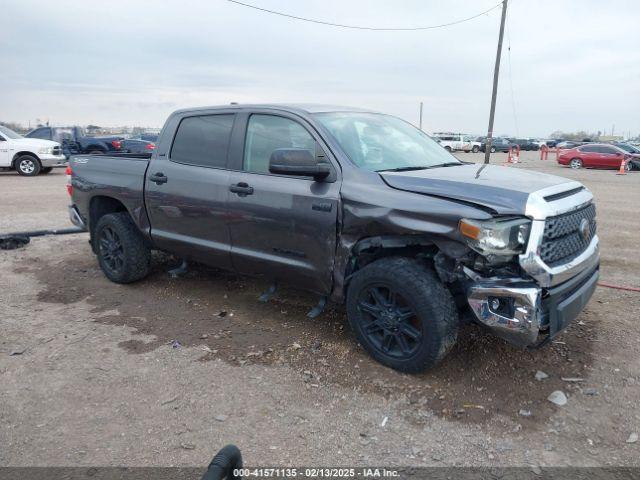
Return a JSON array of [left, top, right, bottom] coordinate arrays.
[[15, 155, 41, 176], [346, 257, 459, 373], [569, 158, 583, 169], [490, 146, 497, 153], [94, 212, 151, 284], [444, 146, 452, 152], [41, 167, 53, 174], [472, 146, 480, 153]]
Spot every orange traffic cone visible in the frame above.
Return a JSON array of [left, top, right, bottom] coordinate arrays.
[[503, 148, 513, 166], [616, 158, 627, 175]]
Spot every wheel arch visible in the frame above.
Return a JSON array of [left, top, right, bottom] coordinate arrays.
[[88, 196, 129, 252], [338, 234, 462, 298]]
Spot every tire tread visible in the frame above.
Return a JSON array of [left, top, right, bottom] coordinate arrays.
[[94, 212, 151, 284], [346, 257, 458, 373]]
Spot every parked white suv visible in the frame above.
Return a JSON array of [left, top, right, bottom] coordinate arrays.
[[0, 125, 66, 176], [433, 133, 480, 153]]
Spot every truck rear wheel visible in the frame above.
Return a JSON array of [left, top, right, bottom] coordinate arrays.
[[15, 155, 41, 176], [346, 257, 458, 373], [94, 213, 151, 284]]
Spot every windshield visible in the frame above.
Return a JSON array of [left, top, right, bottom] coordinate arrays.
[[0, 125, 23, 139], [314, 112, 460, 172]]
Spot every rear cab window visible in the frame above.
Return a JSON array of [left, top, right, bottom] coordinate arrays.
[[170, 114, 235, 168]]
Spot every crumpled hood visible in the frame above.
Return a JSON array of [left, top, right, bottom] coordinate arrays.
[[379, 163, 575, 215]]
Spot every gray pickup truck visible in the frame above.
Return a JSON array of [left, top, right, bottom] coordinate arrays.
[[68, 104, 599, 372]]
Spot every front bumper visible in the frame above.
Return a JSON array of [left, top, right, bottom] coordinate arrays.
[[40, 154, 68, 168], [466, 265, 599, 347]]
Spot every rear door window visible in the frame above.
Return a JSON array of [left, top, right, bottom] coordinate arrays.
[[595, 146, 617, 154], [170, 114, 235, 168]]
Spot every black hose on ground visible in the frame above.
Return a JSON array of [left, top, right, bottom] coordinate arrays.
[[201, 445, 243, 480], [3, 227, 85, 238], [0, 227, 85, 250]]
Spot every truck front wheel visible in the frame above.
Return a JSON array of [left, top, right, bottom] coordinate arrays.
[[15, 155, 41, 176], [346, 257, 458, 373], [94, 213, 151, 284]]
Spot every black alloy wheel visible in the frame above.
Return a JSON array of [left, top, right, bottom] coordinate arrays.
[[98, 226, 125, 276], [356, 284, 422, 359]]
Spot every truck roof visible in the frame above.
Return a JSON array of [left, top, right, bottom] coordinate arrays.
[[171, 103, 376, 115]]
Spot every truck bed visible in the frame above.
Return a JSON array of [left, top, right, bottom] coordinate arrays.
[[70, 154, 152, 234]]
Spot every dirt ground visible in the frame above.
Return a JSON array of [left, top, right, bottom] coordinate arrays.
[[1, 152, 639, 468]]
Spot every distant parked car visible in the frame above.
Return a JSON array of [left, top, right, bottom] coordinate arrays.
[[480, 137, 513, 153], [26, 126, 123, 157], [556, 141, 585, 150], [613, 143, 640, 170], [612, 142, 640, 154], [121, 138, 156, 154], [545, 139, 562, 148], [557, 143, 637, 170], [432, 133, 471, 152], [0, 125, 66, 176], [137, 133, 159, 143], [509, 138, 540, 151]]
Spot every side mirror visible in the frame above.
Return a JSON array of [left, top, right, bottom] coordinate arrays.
[[269, 148, 330, 181]]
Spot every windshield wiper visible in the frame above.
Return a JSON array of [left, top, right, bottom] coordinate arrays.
[[430, 162, 464, 168], [376, 166, 432, 172], [377, 162, 463, 172]]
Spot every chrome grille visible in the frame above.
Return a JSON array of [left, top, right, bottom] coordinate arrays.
[[52, 146, 62, 155], [540, 203, 596, 267]]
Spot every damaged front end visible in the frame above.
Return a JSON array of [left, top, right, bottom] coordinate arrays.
[[450, 184, 600, 348]]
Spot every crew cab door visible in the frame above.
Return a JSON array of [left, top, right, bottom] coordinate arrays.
[[226, 111, 340, 294], [144, 112, 236, 269]]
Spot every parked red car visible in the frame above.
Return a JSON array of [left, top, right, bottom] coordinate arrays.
[[557, 143, 638, 170]]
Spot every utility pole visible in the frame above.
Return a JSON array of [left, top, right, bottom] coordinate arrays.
[[419, 102, 423, 131], [484, 0, 508, 164]]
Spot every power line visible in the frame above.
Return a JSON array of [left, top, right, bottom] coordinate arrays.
[[225, 0, 504, 31]]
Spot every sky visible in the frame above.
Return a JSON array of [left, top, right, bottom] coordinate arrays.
[[1, 0, 639, 138]]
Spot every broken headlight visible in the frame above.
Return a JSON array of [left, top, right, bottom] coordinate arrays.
[[459, 217, 531, 256]]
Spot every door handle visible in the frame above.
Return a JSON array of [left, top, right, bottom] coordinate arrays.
[[149, 172, 168, 185], [229, 182, 254, 196]]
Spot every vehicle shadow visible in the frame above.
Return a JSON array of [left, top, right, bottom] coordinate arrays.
[[29, 251, 596, 426]]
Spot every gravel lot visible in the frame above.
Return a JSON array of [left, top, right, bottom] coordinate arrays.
[[1, 152, 639, 468]]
